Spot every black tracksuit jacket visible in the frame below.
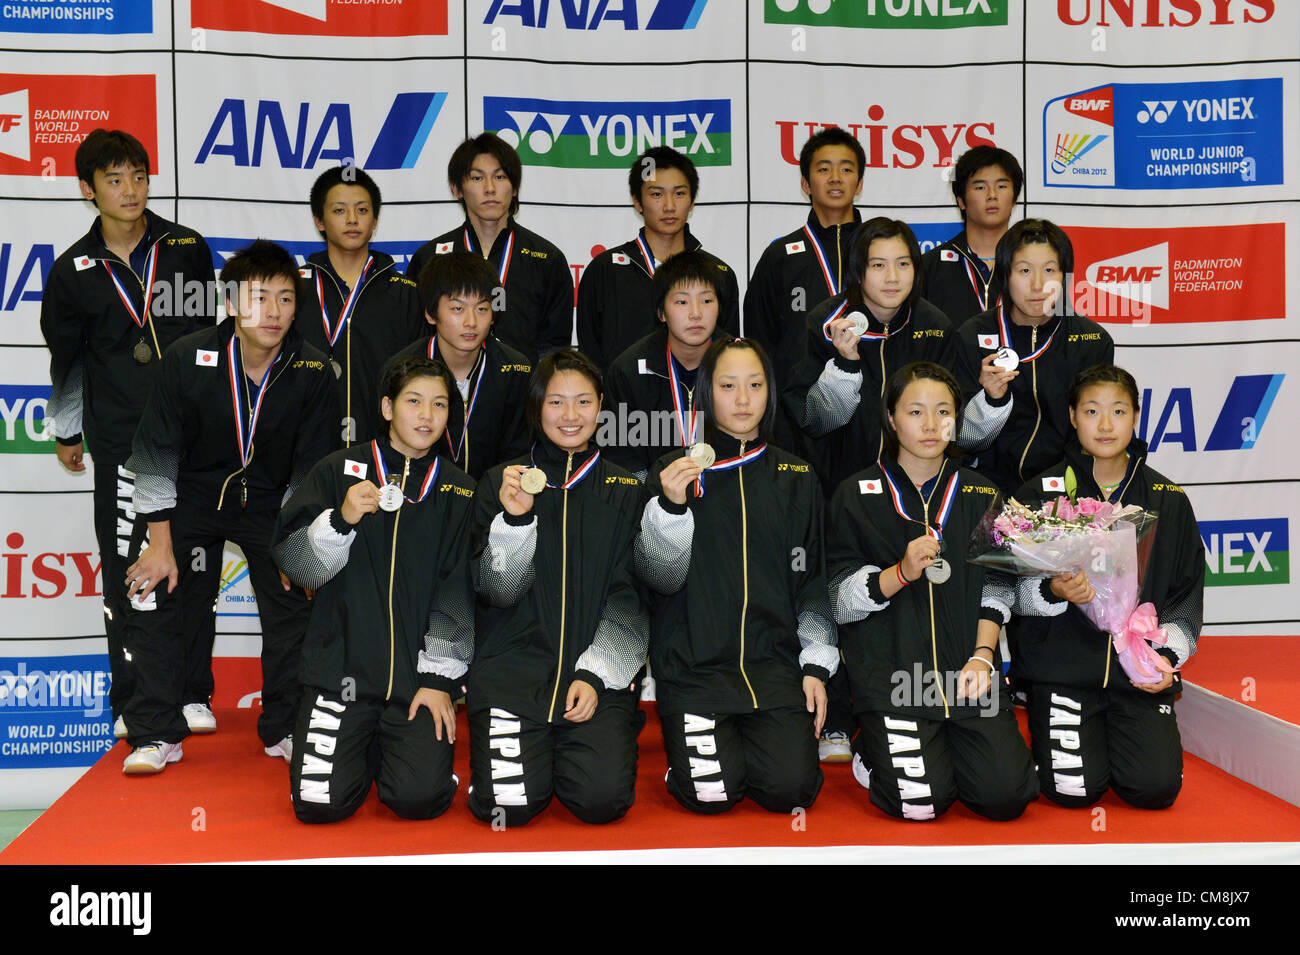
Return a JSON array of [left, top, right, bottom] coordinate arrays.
[[920, 230, 1004, 327], [601, 327, 702, 478]]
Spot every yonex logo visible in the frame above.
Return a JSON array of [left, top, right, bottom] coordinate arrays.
[[1136, 100, 1176, 124]]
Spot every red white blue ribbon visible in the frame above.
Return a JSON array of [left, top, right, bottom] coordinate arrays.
[[531, 448, 601, 490], [371, 440, 439, 504], [226, 335, 281, 469], [802, 223, 838, 296], [105, 243, 160, 330], [881, 463, 960, 544], [693, 442, 767, 498], [634, 233, 657, 276], [997, 303, 1058, 364], [666, 341, 698, 447], [316, 255, 373, 350], [963, 255, 992, 312], [463, 227, 514, 285]]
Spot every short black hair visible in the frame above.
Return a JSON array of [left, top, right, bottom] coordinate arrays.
[[1069, 363, 1141, 414], [75, 129, 150, 185], [219, 239, 300, 291], [448, 133, 522, 216], [880, 361, 965, 462], [375, 355, 456, 441], [995, 218, 1074, 286], [799, 126, 866, 184], [951, 146, 1024, 221], [696, 337, 777, 445], [628, 146, 699, 203], [417, 251, 499, 318], [650, 250, 723, 321], [847, 217, 924, 312], [524, 349, 603, 441], [309, 165, 382, 225]]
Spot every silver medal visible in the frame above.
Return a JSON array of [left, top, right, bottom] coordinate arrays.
[[925, 557, 951, 584], [520, 467, 548, 495], [992, 347, 1020, 372], [378, 482, 404, 512], [688, 442, 716, 469], [846, 310, 870, 337], [330, 358, 343, 379]]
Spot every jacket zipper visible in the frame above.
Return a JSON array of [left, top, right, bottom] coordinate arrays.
[[385, 454, 410, 700], [546, 451, 575, 722], [920, 472, 950, 718], [1017, 324, 1042, 482], [737, 441, 758, 708], [322, 262, 390, 446], [216, 344, 297, 510], [95, 230, 172, 358]]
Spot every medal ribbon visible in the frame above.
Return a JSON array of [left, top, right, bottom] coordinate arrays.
[[463, 227, 514, 285], [226, 335, 281, 469], [881, 464, 960, 544], [371, 440, 439, 504], [316, 255, 373, 350], [104, 243, 160, 330], [693, 442, 768, 498], [666, 342, 698, 447], [963, 255, 991, 313], [802, 223, 838, 297], [821, 300, 910, 343], [997, 303, 1059, 364], [531, 448, 601, 490], [634, 233, 657, 276]]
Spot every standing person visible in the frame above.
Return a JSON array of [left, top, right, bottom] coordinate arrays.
[[951, 219, 1114, 496], [274, 356, 477, 823], [577, 146, 740, 370], [296, 165, 426, 447], [1010, 365, 1202, 810], [118, 241, 338, 773], [406, 133, 573, 363], [921, 147, 1023, 326], [601, 250, 722, 481], [827, 361, 1037, 821], [636, 339, 837, 815], [467, 350, 648, 826], [40, 129, 219, 739], [394, 251, 532, 479]]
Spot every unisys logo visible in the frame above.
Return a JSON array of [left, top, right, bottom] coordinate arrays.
[[1, 532, 101, 599], [191, 0, 448, 36], [1055, 0, 1274, 27], [777, 107, 996, 170]]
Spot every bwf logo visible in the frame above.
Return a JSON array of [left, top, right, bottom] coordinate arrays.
[[0, 88, 29, 162], [49, 885, 151, 935]]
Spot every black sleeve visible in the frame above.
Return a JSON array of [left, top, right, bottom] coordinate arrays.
[[575, 257, 606, 369], [272, 455, 357, 590], [742, 245, 782, 352], [39, 259, 87, 444], [717, 260, 741, 340], [541, 247, 575, 355], [289, 366, 343, 498], [188, 237, 219, 327]]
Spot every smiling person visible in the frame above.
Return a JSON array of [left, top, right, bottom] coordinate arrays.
[[600, 250, 723, 481], [296, 165, 426, 448], [636, 339, 837, 816], [952, 219, 1114, 496], [577, 146, 740, 371], [467, 350, 648, 827], [921, 147, 1024, 326], [1008, 365, 1203, 810], [393, 251, 532, 479], [118, 241, 338, 774], [273, 356, 477, 823], [406, 133, 573, 363], [827, 362, 1037, 821], [40, 129, 219, 739]]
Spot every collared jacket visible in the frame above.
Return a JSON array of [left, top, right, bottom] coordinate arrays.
[[920, 230, 1003, 327], [601, 327, 702, 480]]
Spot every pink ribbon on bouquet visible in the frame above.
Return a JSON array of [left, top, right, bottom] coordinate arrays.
[[1112, 602, 1175, 684]]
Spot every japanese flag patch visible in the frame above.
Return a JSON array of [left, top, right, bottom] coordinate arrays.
[[859, 478, 883, 495], [637, 358, 651, 375], [299, 267, 312, 278], [940, 249, 959, 262], [345, 460, 367, 480], [195, 349, 218, 367], [612, 252, 631, 265], [74, 255, 96, 271], [435, 242, 454, 254], [978, 333, 999, 349], [1042, 476, 1066, 492], [785, 241, 806, 255]]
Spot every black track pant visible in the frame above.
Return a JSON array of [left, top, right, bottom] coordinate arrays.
[[121, 502, 306, 747], [93, 459, 219, 721], [1026, 681, 1183, 810], [290, 688, 457, 823], [661, 706, 822, 814], [467, 693, 638, 827], [855, 706, 1038, 821]]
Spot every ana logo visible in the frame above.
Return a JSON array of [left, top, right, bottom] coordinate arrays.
[[483, 0, 708, 29], [1043, 78, 1282, 189], [1139, 374, 1284, 452], [196, 92, 447, 170], [1, 242, 54, 310], [0, 74, 157, 177], [0, 0, 152, 35], [0, 385, 52, 453], [1201, 518, 1288, 586], [1056, 1, 1275, 28], [764, 0, 1007, 29], [484, 96, 731, 168], [191, 0, 447, 37], [777, 109, 995, 170]]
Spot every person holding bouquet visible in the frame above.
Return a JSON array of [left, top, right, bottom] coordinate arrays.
[[1009, 364, 1204, 809], [826, 361, 1037, 822]]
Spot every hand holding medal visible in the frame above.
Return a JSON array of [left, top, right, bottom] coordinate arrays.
[[979, 350, 1018, 400], [828, 312, 865, 361], [659, 453, 705, 506], [899, 534, 943, 585], [500, 464, 540, 517], [341, 479, 381, 524]]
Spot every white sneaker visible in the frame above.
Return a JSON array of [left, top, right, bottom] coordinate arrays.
[[851, 752, 872, 791], [818, 730, 852, 763], [264, 735, 292, 761], [113, 716, 127, 739], [123, 740, 183, 775], [183, 703, 217, 734]]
